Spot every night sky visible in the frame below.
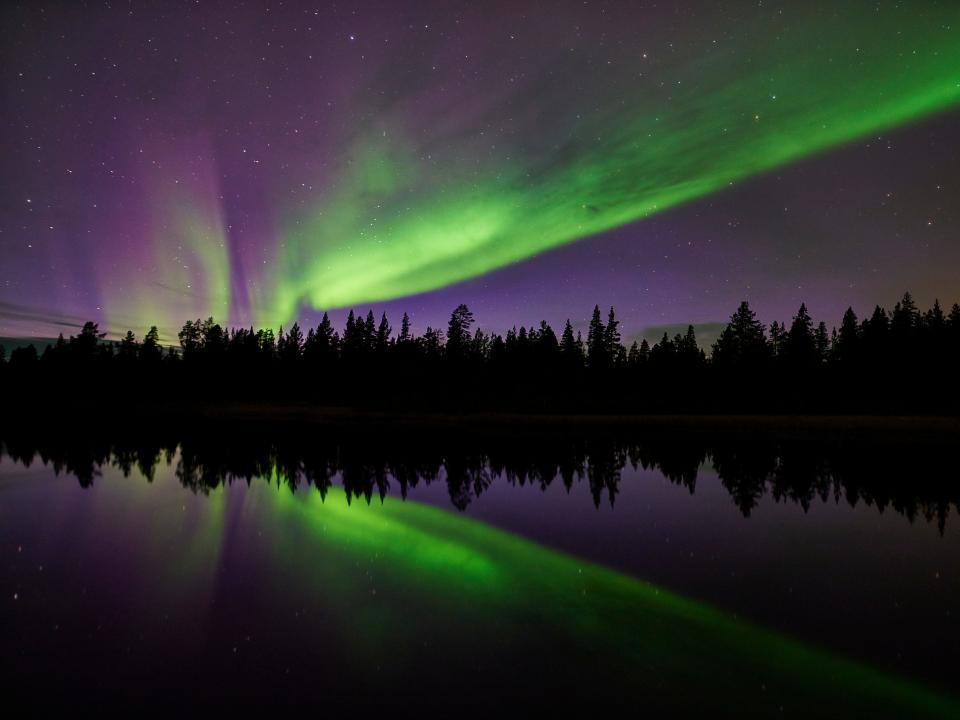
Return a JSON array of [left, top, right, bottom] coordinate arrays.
[[1, 1, 958, 345]]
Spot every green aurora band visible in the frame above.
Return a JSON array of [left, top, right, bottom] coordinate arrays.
[[253, 4, 960, 324]]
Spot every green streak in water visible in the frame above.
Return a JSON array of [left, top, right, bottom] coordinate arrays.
[[262, 486, 958, 717]]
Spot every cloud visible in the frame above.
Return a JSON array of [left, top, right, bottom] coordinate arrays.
[[0, 300, 91, 334], [631, 322, 727, 351]]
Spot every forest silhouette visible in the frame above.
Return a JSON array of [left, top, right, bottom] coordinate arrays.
[[1, 420, 955, 531], [3, 292, 960, 412]]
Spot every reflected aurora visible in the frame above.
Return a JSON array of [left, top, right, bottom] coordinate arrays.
[[263, 485, 958, 717], [1, 449, 958, 715]]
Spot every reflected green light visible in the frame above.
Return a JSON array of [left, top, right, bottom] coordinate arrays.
[[3, 454, 959, 715], [263, 485, 958, 717]]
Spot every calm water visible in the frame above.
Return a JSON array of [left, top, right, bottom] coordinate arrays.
[[1, 421, 958, 715]]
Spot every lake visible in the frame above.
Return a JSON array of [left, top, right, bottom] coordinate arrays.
[[1, 417, 957, 715]]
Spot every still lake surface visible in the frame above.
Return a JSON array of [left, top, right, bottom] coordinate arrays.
[[1, 420, 957, 715]]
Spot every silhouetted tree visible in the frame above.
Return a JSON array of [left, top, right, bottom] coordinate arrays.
[[72, 321, 106, 360], [768, 321, 786, 358], [891, 291, 919, 337], [178, 319, 201, 357], [376, 313, 392, 353], [860, 305, 889, 358], [587, 305, 607, 369], [398, 312, 412, 344], [814, 322, 830, 362], [201, 319, 227, 360], [833, 307, 859, 363], [638, 338, 650, 364], [712, 301, 767, 368], [446, 304, 474, 360], [650, 332, 676, 369], [948, 303, 960, 357], [118, 331, 139, 364], [675, 325, 704, 369], [559, 319, 580, 366], [364, 311, 376, 351], [421, 326, 444, 359], [604, 307, 621, 363], [10, 344, 38, 369], [257, 328, 276, 360], [279, 322, 304, 363], [304, 312, 337, 366], [140, 326, 162, 364], [783, 303, 817, 368]]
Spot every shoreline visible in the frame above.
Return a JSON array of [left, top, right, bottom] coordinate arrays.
[[6, 402, 957, 440]]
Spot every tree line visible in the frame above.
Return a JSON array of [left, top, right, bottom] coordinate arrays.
[[3, 292, 960, 412]]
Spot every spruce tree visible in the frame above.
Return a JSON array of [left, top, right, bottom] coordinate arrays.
[[784, 303, 816, 367], [814, 322, 829, 362], [587, 305, 606, 368], [560, 319, 577, 356], [604, 306, 621, 362], [834, 307, 859, 362], [712, 301, 767, 368], [446, 304, 474, 360], [376, 313, 392, 352]]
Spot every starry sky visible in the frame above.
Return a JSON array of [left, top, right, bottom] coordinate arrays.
[[1, 1, 959, 345]]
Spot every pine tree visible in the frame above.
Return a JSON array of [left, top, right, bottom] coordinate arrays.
[[604, 307, 621, 362], [364, 311, 376, 351], [560, 320, 575, 350], [376, 313, 392, 352], [860, 305, 889, 357], [317, 313, 335, 348], [257, 328, 276, 358], [814, 321, 829, 362], [587, 305, 606, 368], [834, 307, 859, 362], [638, 338, 650, 364], [949, 303, 960, 329], [447, 304, 474, 359], [651, 332, 676, 368], [925, 299, 946, 329], [141, 326, 162, 363], [891, 291, 919, 335], [281, 322, 304, 363], [343, 308, 361, 355], [118, 330, 139, 362], [784, 303, 817, 367], [712, 301, 767, 368], [768, 321, 785, 357]]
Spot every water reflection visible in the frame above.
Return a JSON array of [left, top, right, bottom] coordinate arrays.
[[2, 423, 956, 530], [1, 419, 959, 715]]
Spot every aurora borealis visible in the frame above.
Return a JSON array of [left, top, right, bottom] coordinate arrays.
[[2, 1, 960, 340]]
